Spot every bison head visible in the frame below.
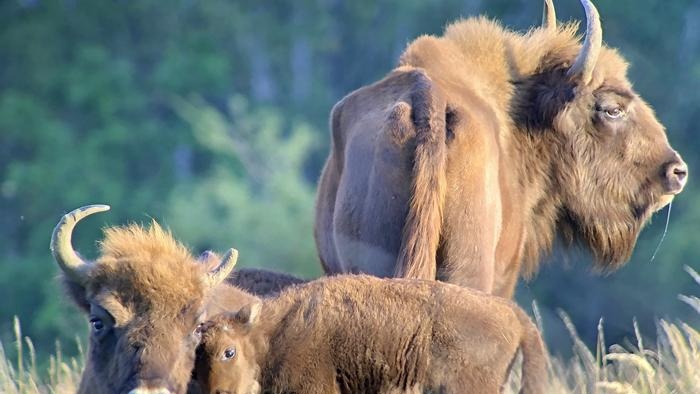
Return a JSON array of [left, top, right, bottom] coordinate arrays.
[[514, 0, 687, 269], [194, 304, 263, 394], [51, 205, 239, 394]]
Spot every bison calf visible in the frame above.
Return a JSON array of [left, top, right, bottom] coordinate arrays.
[[195, 275, 547, 394]]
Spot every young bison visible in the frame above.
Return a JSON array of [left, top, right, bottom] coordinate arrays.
[[195, 275, 547, 394], [52, 205, 259, 394]]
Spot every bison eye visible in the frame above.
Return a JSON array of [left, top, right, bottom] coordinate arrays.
[[222, 347, 236, 361], [603, 107, 625, 120], [193, 323, 205, 340], [89, 317, 104, 333]]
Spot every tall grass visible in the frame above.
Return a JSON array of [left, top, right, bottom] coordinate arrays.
[[0, 317, 82, 394], [2, 267, 699, 393], [505, 265, 700, 393]]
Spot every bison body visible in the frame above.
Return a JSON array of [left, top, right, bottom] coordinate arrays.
[[195, 275, 547, 394], [315, 0, 688, 297], [227, 268, 307, 297]]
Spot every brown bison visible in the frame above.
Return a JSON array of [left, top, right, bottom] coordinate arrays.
[[194, 275, 547, 394], [315, 0, 688, 297], [52, 205, 260, 394]]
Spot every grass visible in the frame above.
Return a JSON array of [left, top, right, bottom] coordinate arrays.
[[504, 265, 700, 394], [0, 317, 82, 394], [2, 267, 699, 393]]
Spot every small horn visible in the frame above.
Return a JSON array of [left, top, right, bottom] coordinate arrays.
[[50, 205, 111, 285], [206, 248, 239, 287], [542, 0, 556, 31], [567, 0, 603, 84]]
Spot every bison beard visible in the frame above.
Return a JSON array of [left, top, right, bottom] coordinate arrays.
[[314, 0, 688, 297]]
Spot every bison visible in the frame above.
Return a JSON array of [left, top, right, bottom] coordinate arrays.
[[194, 275, 547, 394], [51, 205, 260, 394], [315, 0, 688, 297]]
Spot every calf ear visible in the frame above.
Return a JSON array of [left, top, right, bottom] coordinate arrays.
[[59, 274, 90, 313], [232, 301, 262, 326]]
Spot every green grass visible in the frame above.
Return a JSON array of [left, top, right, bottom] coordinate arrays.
[[3, 267, 699, 393]]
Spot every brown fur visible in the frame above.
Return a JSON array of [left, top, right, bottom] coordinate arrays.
[[195, 275, 547, 394], [60, 222, 257, 394], [196, 250, 308, 297], [315, 10, 687, 297], [227, 268, 307, 296]]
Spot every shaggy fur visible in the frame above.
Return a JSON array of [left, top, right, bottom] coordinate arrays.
[[59, 222, 257, 394], [195, 275, 547, 394], [228, 268, 307, 296], [315, 4, 687, 297], [196, 251, 308, 297]]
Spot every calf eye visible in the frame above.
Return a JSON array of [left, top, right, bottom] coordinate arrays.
[[222, 347, 236, 361], [603, 107, 625, 119]]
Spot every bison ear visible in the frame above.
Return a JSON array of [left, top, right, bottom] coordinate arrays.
[[232, 301, 262, 326], [514, 67, 576, 131], [59, 274, 90, 313]]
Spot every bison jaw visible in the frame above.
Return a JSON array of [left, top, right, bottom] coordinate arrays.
[[654, 194, 675, 212]]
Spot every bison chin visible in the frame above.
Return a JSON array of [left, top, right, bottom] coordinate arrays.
[[560, 182, 666, 271], [559, 211, 640, 271]]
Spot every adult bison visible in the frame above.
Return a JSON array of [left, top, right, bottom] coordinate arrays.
[[51, 205, 259, 394], [315, 0, 688, 297]]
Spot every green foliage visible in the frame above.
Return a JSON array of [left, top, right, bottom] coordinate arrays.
[[167, 97, 320, 277]]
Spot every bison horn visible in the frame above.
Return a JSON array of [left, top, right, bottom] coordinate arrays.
[[567, 0, 602, 84], [542, 0, 556, 31], [205, 248, 239, 287], [51, 205, 111, 285]]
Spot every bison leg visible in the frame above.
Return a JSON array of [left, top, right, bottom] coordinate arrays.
[[318, 68, 444, 278], [315, 106, 344, 272]]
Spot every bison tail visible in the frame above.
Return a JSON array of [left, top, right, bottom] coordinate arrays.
[[514, 308, 548, 394], [394, 73, 448, 280]]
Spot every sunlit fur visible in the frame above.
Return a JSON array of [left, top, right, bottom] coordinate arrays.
[[315, 15, 685, 297], [60, 223, 258, 394], [195, 275, 547, 394]]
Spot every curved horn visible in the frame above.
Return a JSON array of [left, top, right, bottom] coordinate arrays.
[[542, 0, 556, 31], [50, 205, 111, 285], [567, 0, 603, 84], [205, 248, 239, 287]]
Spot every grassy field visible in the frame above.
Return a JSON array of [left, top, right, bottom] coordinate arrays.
[[3, 267, 699, 394]]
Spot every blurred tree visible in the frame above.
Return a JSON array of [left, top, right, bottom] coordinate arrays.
[[167, 96, 320, 278]]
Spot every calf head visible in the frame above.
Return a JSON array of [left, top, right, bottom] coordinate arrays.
[[51, 205, 239, 394], [195, 304, 263, 394]]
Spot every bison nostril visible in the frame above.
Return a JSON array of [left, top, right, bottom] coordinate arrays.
[[664, 160, 688, 193], [673, 166, 688, 180], [671, 162, 688, 181]]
